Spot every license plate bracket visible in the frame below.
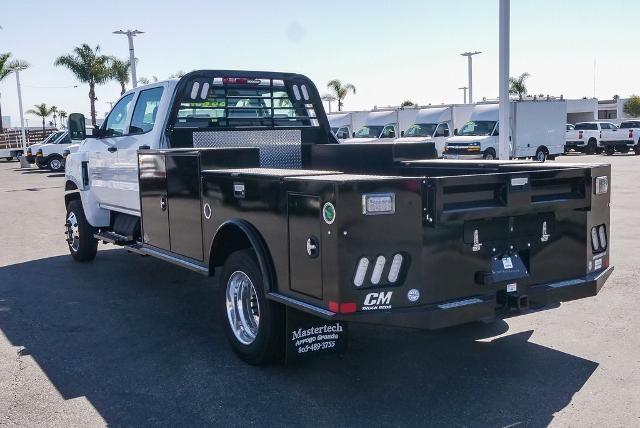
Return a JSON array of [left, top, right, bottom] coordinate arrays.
[[490, 253, 529, 283]]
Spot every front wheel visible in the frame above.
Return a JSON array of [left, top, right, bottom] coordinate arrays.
[[535, 148, 547, 162], [65, 199, 98, 262], [48, 155, 64, 172], [483, 149, 496, 160], [219, 249, 284, 365]]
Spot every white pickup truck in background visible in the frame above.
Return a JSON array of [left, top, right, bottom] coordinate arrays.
[[564, 121, 632, 155], [603, 120, 640, 155]]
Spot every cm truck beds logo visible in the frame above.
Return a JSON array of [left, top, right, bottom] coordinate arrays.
[[362, 292, 392, 311]]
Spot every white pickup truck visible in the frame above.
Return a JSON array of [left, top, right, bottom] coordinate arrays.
[[602, 120, 640, 155], [565, 121, 631, 155]]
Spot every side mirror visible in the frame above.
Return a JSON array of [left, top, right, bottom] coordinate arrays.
[[68, 113, 87, 140], [352, 131, 356, 138], [443, 130, 450, 137], [401, 130, 405, 137], [453, 128, 458, 136]]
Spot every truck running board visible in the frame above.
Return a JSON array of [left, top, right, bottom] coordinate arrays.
[[94, 231, 209, 276]]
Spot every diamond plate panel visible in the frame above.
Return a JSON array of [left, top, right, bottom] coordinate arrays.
[[193, 130, 302, 168]]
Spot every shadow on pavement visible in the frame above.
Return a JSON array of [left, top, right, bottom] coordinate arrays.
[[0, 250, 598, 426]]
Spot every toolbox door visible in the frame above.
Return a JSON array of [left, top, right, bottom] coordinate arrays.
[[139, 153, 170, 250], [288, 194, 323, 299], [166, 154, 204, 261]]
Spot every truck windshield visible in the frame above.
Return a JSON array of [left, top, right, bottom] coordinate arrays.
[[458, 121, 496, 136], [354, 126, 383, 138], [405, 123, 437, 137]]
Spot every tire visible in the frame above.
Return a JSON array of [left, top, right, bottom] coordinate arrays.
[[535, 148, 547, 162], [619, 146, 630, 154], [48, 155, 64, 172], [604, 146, 615, 156], [36, 159, 47, 169], [5, 157, 13, 162], [586, 139, 597, 155], [65, 199, 98, 262], [483, 149, 496, 160], [219, 249, 284, 365]]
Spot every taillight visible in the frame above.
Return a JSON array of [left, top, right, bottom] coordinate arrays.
[[578, 130, 583, 139], [629, 129, 633, 139], [599, 131, 602, 139]]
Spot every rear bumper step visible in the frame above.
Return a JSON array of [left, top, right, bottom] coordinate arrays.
[[299, 267, 614, 330]]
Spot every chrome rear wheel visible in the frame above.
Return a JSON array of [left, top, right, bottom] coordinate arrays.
[[225, 271, 261, 345]]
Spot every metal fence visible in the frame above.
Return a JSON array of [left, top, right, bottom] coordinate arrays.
[[0, 129, 58, 150]]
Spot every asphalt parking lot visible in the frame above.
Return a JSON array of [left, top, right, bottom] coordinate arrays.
[[0, 155, 638, 427]]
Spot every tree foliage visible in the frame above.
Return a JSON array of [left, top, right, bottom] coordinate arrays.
[[623, 95, 640, 118], [26, 103, 55, 131], [509, 72, 530, 97], [327, 79, 356, 111]]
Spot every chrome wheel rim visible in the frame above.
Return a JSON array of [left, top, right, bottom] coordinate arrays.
[[485, 153, 494, 160], [50, 159, 62, 170], [65, 212, 80, 252], [225, 271, 260, 345], [537, 151, 545, 161]]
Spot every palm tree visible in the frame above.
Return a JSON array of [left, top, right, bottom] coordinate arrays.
[[0, 53, 30, 132], [509, 72, 531, 98], [26, 103, 54, 132], [54, 44, 112, 128], [109, 58, 130, 95], [50, 105, 58, 127], [59, 110, 68, 128], [326, 79, 356, 111], [321, 94, 337, 113]]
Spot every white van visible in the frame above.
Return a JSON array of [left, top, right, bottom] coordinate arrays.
[[343, 109, 418, 143], [444, 101, 566, 161], [394, 105, 473, 157]]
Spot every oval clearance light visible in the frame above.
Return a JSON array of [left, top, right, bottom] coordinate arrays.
[[591, 227, 600, 252], [598, 225, 607, 250], [387, 253, 404, 283], [370, 255, 386, 285], [353, 258, 370, 287], [200, 82, 210, 99]]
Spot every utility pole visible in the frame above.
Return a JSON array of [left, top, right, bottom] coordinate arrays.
[[458, 86, 468, 104], [15, 69, 27, 154], [113, 29, 144, 88], [461, 51, 481, 104], [498, 0, 511, 160]]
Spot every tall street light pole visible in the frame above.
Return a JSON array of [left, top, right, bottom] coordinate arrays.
[[14, 67, 27, 154], [458, 86, 468, 104], [113, 29, 144, 88], [460, 51, 481, 104], [498, 0, 510, 160]]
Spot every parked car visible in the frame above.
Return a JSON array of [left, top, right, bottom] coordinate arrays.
[[444, 101, 566, 161], [394, 105, 473, 157]]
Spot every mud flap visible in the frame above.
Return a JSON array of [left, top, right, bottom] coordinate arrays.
[[285, 307, 348, 363]]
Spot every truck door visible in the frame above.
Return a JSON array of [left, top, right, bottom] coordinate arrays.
[[139, 153, 170, 250], [288, 194, 323, 299], [89, 93, 134, 209], [118, 85, 165, 213]]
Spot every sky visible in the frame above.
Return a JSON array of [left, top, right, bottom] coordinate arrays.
[[1, 0, 639, 126]]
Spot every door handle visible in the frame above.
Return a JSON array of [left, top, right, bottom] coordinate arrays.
[[306, 236, 319, 258], [107, 146, 117, 153]]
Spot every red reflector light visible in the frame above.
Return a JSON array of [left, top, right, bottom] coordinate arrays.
[[328, 301, 357, 314], [339, 303, 357, 313], [223, 77, 260, 85], [629, 130, 633, 138]]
